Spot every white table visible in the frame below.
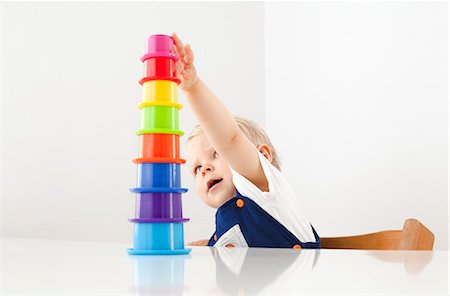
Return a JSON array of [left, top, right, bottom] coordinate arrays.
[[2, 238, 448, 295]]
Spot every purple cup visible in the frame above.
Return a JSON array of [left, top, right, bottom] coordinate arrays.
[[129, 218, 190, 223], [135, 192, 183, 219], [141, 34, 178, 62]]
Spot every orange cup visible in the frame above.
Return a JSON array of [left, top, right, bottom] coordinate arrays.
[[133, 133, 186, 164]]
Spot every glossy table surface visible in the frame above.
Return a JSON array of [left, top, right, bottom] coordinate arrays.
[[2, 238, 448, 295]]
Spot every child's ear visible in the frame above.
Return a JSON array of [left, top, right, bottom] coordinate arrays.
[[257, 144, 273, 163]]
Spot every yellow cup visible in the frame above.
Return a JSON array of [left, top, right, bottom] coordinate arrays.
[[142, 80, 178, 104]]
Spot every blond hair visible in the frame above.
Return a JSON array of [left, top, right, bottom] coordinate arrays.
[[186, 116, 281, 170]]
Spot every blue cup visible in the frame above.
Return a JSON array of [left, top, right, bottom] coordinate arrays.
[[137, 163, 181, 188]]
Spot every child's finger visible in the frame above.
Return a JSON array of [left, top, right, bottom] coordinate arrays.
[[175, 60, 182, 75], [172, 41, 184, 60], [171, 33, 186, 59], [173, 44, 181, 58], [184, 44, 194, 64]]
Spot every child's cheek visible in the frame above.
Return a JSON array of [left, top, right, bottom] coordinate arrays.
[[196, 178, 204, 194]]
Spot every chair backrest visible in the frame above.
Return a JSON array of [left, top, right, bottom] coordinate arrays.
[[320, 219, 434, 250]]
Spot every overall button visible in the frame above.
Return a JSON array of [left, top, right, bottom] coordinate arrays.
[[236, 199, 244, 208]]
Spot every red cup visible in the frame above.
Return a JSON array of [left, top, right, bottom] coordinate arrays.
[[133, 133, 186, 164], [139, 57, 180, 85]]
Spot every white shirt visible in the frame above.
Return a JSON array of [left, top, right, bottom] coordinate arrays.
[[229, 148, 317, 243]]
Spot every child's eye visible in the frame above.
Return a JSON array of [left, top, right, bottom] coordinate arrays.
[[213, 151, 219, 158], [194, 165, 202, 175]]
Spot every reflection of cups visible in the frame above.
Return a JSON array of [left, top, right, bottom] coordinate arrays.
[[133, 134, 185, 164], [141, 80, 179, 104], [137, 163, 181, 188], [136, 106, 183, 136], [133, 192, 183, 219], [141, 34, 178, 62], [130, 223, 187, 253], [140, 57, 180, 85], [129, 252, 190, 295]]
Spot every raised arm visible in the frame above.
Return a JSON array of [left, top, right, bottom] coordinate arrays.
[[172, 33, 268, 191]]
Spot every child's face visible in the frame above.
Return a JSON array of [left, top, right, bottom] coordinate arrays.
[[187, 134, 236, 209]]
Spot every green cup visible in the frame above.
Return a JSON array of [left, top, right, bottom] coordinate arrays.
[[137, 106, 184, 136]]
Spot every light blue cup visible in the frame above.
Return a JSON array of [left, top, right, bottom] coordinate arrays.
[[128, 222, 192, 255]]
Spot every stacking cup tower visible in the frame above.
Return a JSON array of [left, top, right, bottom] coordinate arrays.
[[128, 34, 191, 255]]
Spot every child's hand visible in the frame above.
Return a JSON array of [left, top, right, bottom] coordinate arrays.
[[172, 33, 198, 92], [186, 239, 209, 246]]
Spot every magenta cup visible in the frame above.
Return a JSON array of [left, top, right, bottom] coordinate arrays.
[[134, 192, 183, 219], [141, 34, 178, 62]]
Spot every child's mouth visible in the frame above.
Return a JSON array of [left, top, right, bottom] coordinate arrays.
[[207, 178, 223, 192]]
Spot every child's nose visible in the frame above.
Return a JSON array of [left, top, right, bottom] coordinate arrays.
[[201, 164, 213, 176]]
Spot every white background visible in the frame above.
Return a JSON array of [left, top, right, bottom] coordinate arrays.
[[266, 1, 448, 250], [2, 1, 448, 250], [2, 1, 265, 244]]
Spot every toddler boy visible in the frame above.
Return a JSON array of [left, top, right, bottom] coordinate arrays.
[[173, 33, 320, 248]]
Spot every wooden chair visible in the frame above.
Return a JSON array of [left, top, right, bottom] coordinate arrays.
[[320, 219, 434, 250]]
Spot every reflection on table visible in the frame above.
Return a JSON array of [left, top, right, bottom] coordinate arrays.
[[3, 238, 447, 295], [130, 245, 438, 295]]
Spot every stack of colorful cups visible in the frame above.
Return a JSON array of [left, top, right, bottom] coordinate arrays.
[[128, 34, 191, 255]]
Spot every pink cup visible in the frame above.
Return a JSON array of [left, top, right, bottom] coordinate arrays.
[[141, 34, 178, 62]]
